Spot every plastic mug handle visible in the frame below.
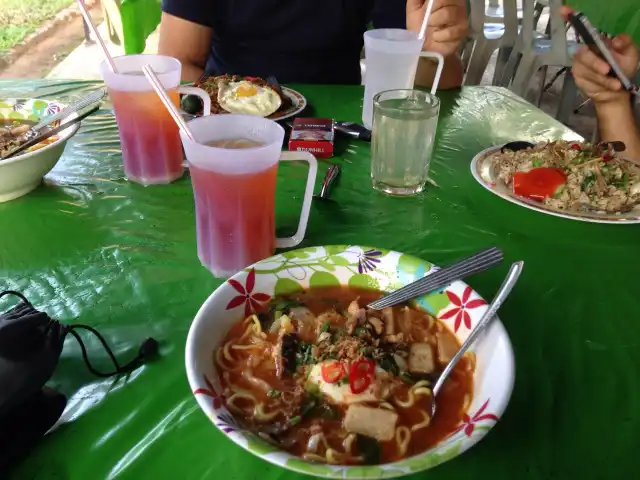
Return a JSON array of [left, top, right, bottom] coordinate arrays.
[[418, 51, 444, 95], [275, 151, 318, 248], [176, 86, 212, 116]]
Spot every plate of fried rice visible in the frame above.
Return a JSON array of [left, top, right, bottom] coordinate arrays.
[[471, 140, 640, 224]]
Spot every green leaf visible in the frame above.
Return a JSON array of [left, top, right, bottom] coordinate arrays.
[[309, 271, 340, 288], [348, 274, 380, 290], [31, 100, 47, 116], [274, 278, 304, 295], [421, 292, 450, 315], [8, 112, 25, 119], [344, 466, 387, 478], [243, 433, 279, 456], [285, 458, 336, 476], [397, 253, 432, 276], [328, 255, 351, 266], [324, 245, 348, 256], [318, 260, 336, 271]]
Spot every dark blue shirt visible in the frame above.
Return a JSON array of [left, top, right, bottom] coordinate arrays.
[[161, 0, 406, 84]]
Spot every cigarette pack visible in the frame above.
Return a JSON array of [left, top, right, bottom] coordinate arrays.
[[288, 118, 334, 158]]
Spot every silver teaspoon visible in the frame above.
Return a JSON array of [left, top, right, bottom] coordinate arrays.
[[430, 260, 524, 418]]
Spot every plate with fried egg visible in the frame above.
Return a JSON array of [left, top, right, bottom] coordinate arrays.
[[185, 75, 307, 121]]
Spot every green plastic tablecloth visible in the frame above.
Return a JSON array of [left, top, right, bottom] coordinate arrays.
[[1, 79, 639, 479]]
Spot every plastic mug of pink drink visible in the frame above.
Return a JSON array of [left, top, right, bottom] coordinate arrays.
[[180, 115, 319, 278], [100, 54, 211, 185]]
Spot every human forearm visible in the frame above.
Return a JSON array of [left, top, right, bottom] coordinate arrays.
[[180, 63, 205, 83], [596, 97, 640, 162], [415, 54, 463, 90]]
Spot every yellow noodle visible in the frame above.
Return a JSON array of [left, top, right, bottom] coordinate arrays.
[[240, 323, 254, 340], [380, 401, 396, 411], [223, 341, 236, 362], [411, 410, 431, 431], [395, 426, 411, 457], [216, 347, 240, 371], [248, 314, 262, 335], [242, 368, 272, 392], [231, 343, 266, 350], [413, 380, 430, 389], [394, 389, 415, 408], [343, 433, 357, 455], [226, 392, 257, 414], [254, 402, 280, 421], [463, 393, 472, 412], [414, 387, 432, 397], [302, 453, 327, 463], [326, 448, 347, 465]]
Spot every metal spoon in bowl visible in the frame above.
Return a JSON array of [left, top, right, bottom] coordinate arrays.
[[429, 261, 524, 418]]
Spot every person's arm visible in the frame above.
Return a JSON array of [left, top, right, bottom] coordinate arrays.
[[596, 99, 640, 161], [408, 0, 468, 89], [158, 1, 214, 83], [560, 6, 640, 160]]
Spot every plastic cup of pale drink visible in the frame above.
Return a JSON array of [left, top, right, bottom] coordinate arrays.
[[362, 29, 444, 129], [180, 115, 318, 278], [100, 54, 211, 185]]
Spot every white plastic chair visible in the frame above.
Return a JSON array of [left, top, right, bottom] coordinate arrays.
[[507, 0, 579, 99], [463, 0, 521, 85]]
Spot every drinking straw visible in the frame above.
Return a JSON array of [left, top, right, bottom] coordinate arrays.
[[75, 0, 118, 73], [142, 64, 196, 142], [418, 0, 437, 41]]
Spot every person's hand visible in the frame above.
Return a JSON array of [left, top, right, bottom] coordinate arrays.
[[560, 6, 639, 105], [407, 0, 469, 57]]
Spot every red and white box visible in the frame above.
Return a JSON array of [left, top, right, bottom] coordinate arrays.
[[288, 118, 335, 159]]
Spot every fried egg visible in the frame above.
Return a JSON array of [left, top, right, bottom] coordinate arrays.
[[217, 80, 282, 117], [307, 362, 389, 405]]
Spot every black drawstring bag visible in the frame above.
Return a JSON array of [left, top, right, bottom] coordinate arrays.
[[0, 290, 158, 473]]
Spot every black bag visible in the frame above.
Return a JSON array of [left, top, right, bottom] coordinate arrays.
[[0, 290, 158, 473]]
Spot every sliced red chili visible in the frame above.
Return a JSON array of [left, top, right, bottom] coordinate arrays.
[[349, 359, 375, 394], [570, 143, 582, 150], [603, 153, 613, 162], [321, 361, 344, 384]]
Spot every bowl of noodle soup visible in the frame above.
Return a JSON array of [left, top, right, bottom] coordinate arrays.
[[186, 246, 515, 478]]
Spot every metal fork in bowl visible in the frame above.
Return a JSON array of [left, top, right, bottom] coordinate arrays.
[[367, 247, 504, 310]]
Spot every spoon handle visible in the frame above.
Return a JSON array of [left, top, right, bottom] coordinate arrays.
[[432, 261, 524, 398], [318, 164, 341, 199]]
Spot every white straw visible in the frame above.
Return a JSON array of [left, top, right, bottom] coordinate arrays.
[[142, 64, 196, 142], [75, 0, 118, 73], [418, 0, 437, 41]]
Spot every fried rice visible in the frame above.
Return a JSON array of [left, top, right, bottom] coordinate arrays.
[[491, 140, 640, 214]]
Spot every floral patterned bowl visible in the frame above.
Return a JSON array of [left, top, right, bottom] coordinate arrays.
[[185, 246, 515, 479], [0, 98, 80, 202]]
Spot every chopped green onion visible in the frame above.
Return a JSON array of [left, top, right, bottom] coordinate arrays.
[[321, 320, 331, 333], [267, 389, 281, 398], [401, 373, 416, 384], [290, 416, 301, 425]]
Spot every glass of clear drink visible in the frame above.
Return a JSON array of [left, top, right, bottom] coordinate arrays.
[[100, 54, 211, 185], [180, 114, 318, 278], [370, 89, 440, 196]]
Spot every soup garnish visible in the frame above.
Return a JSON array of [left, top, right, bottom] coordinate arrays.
[[216, 287, 474, 465], [0, 119, 59, 159]]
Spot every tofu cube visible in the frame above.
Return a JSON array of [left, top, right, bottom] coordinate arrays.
[[436, 332, 459, 365], [344, 405, 398, 442], [408, 342, 435, 374]]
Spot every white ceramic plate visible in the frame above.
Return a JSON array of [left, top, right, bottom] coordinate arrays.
[[471, 145, 640, 224], [267, 87, 307, 121], [185, 245, 515, 479]]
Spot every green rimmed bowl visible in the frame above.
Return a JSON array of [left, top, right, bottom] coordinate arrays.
[[185, 246, 515, 478], [0, 98, 80, 202]]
